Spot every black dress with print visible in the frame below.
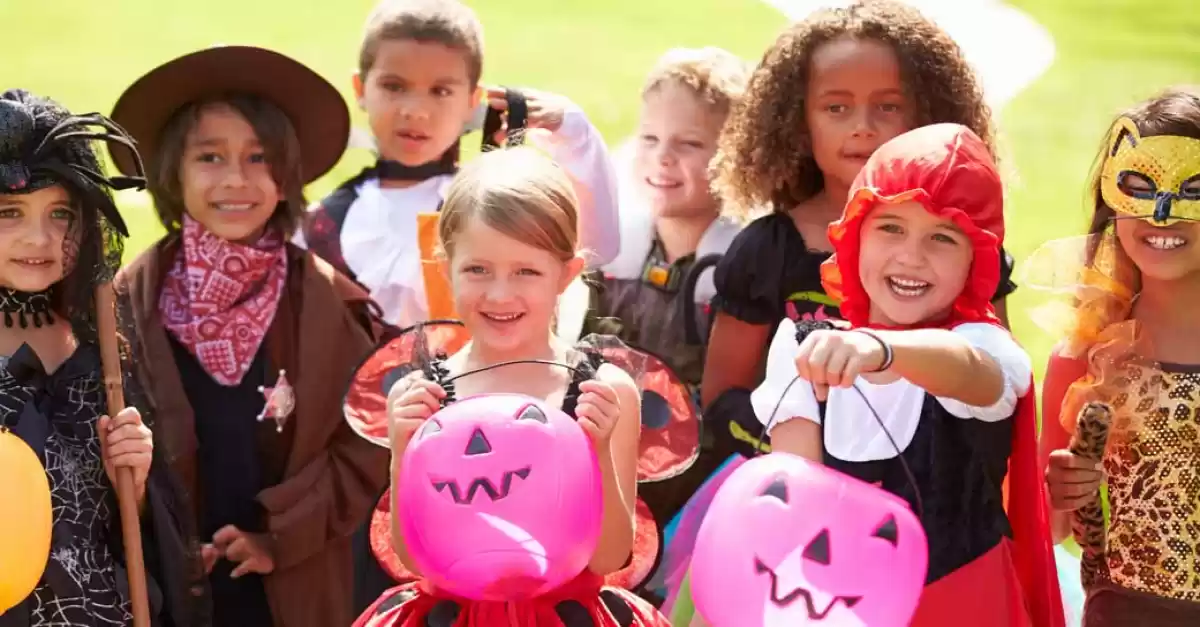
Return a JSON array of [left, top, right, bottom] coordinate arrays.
[[0, 344, 195, 627], [821, 396, 1014, 583], [0, 345, 133, 626], [705, 212, 1017, 457]]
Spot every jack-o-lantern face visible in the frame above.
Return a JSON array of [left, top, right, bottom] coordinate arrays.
[[691, 454, 927, 627], [398, 394, 603, 602]]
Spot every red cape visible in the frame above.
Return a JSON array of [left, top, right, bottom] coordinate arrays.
[[821, 124, 1064, 627]]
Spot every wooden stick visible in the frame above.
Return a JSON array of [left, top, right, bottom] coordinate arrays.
[[94, 283, 152, 627]]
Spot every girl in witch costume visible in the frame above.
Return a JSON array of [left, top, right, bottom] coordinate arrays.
[[299, 0, 619, 331], [107, 46, 390, 627], [0, 90, 197, 626], [1034, 88, 1200, 625], [343, 146, 681, 626], [746, 124, 1063, 626]]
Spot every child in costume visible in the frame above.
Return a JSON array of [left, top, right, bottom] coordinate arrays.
[[582, 47, 747, 605], [1038, 88, 1200, 625], [300, 0, 619, 329], [347, 146, 669, 626], [699, 0, 1018, 462], [0, 89, 194, 626], [586, 47, 748, 393], [108, 46, 391, 627], [746, 124, 1062, 626]]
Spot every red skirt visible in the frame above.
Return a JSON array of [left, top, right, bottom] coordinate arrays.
[[354, 571, 671, 627], [910, 539, 1034, 627]]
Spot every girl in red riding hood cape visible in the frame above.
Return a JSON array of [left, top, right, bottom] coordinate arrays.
[[747, 123, 1064, 626]]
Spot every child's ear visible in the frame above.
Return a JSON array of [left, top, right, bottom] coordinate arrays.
[[438, 257, 451, 281], [559, 255, 586, 293], [352, 72, 366, 109]]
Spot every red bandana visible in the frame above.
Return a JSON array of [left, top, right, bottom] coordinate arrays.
[[821, 124, 1064, 627], [159, 215, 288, 386]]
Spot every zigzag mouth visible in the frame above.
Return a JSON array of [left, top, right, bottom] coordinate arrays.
[[432, 467, 531, 505], [755, 557, 862, 620]]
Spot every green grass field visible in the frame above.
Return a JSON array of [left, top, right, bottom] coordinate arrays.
[[4, 0, 1200, 376]]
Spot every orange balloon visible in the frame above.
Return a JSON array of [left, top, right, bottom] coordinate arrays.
[[0, 429, 52, 612]]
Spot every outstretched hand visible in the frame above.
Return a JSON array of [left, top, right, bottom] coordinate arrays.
[[793, 329, 887, 400]]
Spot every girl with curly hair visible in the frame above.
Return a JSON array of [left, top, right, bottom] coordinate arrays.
[[699, 0, 1019, 461]]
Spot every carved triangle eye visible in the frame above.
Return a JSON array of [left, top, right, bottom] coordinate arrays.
[[873, 514, 899, 547], [758, 475, 789, 503], [517, 405, 548, 424], [803, 529, 831, 565], [465, 428, 492, 455], [418, 419, 443, 439]]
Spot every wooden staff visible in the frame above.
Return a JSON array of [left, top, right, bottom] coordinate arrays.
[[94, 282, 152, 627]]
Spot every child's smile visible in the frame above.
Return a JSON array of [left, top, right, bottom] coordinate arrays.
[[858, 201, 972, 327]]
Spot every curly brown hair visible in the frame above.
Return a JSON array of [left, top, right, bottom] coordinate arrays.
[[713, 0, 994, 217]]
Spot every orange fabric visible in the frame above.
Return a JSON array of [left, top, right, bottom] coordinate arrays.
[[418, 212, 457, 320]]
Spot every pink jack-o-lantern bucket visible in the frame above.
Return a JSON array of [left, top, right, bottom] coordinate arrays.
[[691, 453, 928, 627], [397, 393, 603, 601]]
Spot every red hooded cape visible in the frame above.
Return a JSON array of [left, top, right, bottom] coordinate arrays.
[[821, 124, 1064, 627]]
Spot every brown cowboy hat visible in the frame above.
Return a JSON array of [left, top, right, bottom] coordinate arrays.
[[109, 45, 349, 183]]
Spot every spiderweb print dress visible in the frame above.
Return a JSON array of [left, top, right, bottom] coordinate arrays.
[[0, 345, 131, 626]]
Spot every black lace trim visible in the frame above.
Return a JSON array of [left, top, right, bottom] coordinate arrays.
[[0, 287, 55, 328], [430, 358, 456, 407]]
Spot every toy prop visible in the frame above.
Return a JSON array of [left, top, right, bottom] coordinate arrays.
[[96, 286, 152, 627], [397, 393, 603, 601], [690, 454, 927, 627], [346, 320, 698, 593], [671, 320, 929, 627], [0, 429, 52, 613]]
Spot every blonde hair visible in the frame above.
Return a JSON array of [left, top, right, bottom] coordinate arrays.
[[642, 47, 751, 115], [439, 146, 579, 262]]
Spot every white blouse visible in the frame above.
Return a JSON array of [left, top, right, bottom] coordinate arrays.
[[750, 320, 1032, 461]]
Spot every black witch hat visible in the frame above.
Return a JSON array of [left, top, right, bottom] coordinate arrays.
[[0, 89, 143, 335]]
